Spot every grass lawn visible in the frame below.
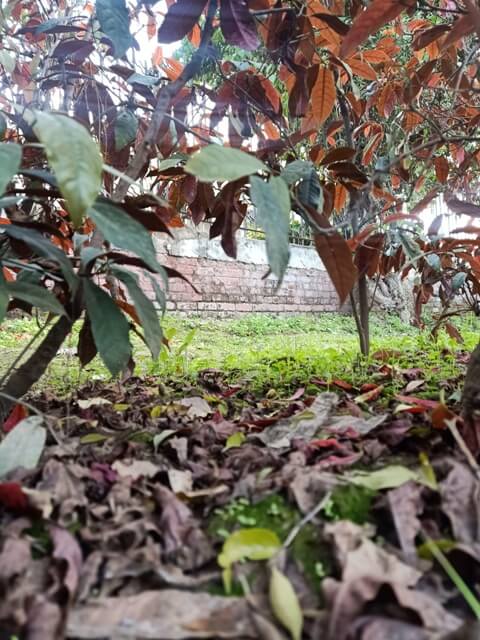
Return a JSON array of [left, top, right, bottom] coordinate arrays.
[[1, 310, 479, 400]]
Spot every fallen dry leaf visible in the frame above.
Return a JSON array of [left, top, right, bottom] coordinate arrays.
[[256, 393, 338, 448], [67, 590, 257, 638]]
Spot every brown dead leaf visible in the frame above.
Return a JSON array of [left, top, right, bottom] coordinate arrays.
[[438, 459, 480, 544], [50, 525, 83, 600], [351, 617, 430, 639], [167, 468, 193, 494], [388, 481, 423, 564], [324, 521, 461, 640], [256, 393, 338, 448], [404, 379, 425, 394], [155, 485, 214, 570], [112, 459, 160, 481], [178, 396, 213, 418], [67, 590, 257, 639]]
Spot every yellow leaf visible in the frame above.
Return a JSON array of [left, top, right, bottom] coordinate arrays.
[[269, 567, 303, 640]]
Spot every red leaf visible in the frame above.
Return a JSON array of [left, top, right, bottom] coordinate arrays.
[[444, 322, 463, 344], [412, 24, 450, 50], [220, 0, 259, 51], [395, 394, 438, 409], [332, 379, 353, 391], [320, 146, 356, 166], [340, 0, 415, 58], [302, 66, 336, 130], [431, 403, 456, 430], [434, 157, 449, 184], [442, 14, 474, 50], [157, 0, 207, 44], [355, 385, 384, 403], [3, 404, 28, 433], [313, 217, 357, 304], [0, 482, 29, 512]]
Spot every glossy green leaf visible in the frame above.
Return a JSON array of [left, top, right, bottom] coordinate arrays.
[[280, 160, 315, 185], [218, 527, 281, 592], [250, 176, 291, 284], [224, 432, 246, 450], [6, 281, 66, 316], [349, 465, 425, 491], [114, 110, 138, 150], [89, 201, 161, 272], [269, 567, 303, 640], [83, 279, 131, 376], [96, 0, 134, 58], [0, 143, 21, 195], [112, 267, 162, 359], [452, 272, 467, 292], [80, 433, 109, 445], [3, 225, 77, 291], [185, 145, 267, 182], [32, 112, 102, 227], [0, 416, 46, 478]]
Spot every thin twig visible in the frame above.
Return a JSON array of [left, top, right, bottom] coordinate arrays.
[[283, 491, 332, 549], [446, 417, 480, 479]]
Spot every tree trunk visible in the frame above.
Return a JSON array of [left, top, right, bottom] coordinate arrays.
[[0, 315, 74, 424], [461, 342, 480, 456]]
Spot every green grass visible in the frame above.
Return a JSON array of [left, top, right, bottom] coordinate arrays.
[[0, 311, 479, 397]]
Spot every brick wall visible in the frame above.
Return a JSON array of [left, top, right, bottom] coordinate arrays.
[[138, 226, 344, 315], [162, 255, 342, 314]]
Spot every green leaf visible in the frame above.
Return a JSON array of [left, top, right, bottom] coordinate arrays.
[[218, 527, 281, 592], [83, 279, 132, 376], [114, 110, 138, 151], [3, 225, 77, 291], [280, 160, 315, 185], [111, 267, 162, 359], [96, 0, 134, 58], [127, 73, 159, 86], [185, 145, 268, 182], [0, 416, 46, 479], [426, 254, 441, 272], [80, 433, 109, 445], [452, 272, 467, 292], [6, 281, 66, 316], [0, 114, 6, 140], [250, 176, 291, 284], [0, 143, 21, 195], [297, 167, 323, 211], [269, 567, 303, 640], [32, 111, 102, 227], [89, 201, 161, 272], [348, 464, 426, 491], [398, 230, 421, 263], [224, 432, 246, 450]]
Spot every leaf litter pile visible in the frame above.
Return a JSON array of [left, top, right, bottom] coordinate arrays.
[[1, 354, 480, 639]]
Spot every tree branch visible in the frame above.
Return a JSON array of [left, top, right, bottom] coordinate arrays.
[[112, 0, 217, 202]]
